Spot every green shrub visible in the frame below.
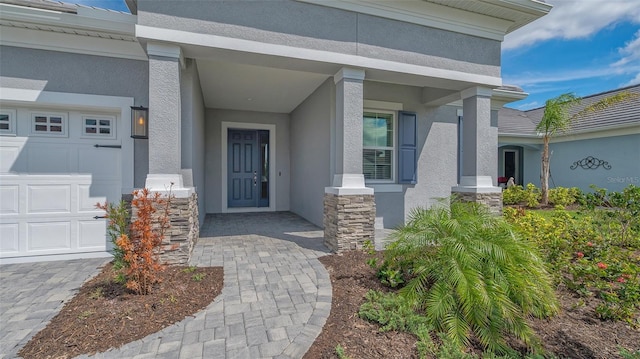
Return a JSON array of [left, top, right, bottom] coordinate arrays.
[[380, 200, 558, 354], [524, 183, 541, 208], [95, 200, 129, 270], [502, 185, 525, 205], [548, 187, 578, 207]]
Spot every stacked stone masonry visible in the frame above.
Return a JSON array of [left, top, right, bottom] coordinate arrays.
[[455, 191, 503, 214], [323, 193, 376, 252], [122, 192, 199, 264]]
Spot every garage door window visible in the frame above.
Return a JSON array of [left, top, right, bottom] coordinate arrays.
[[82, 116, 115, 138], [0, 109, 16, 135], [31, 112, 67, 137]]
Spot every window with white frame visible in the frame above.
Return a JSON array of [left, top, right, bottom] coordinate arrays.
[[363, 111, 395, 182], [0, 109, 16, 135], [31, 112, 67, 136], [82, 116, 115, 138]]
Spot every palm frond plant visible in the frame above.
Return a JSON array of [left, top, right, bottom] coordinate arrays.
[[381, 199, 559, 354]]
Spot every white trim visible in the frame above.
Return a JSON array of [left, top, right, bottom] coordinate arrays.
[[501, 148, 519, 183], [363, 109, 397, 184], [221, 121, 276, 213], [363, 100, 403, 111], [367, 184, 403, 193], [295, 0, 515, 41], [499, 124, 640, 144], [0, 87, 135, 194], [334, 67, 365, 83], [80, 114, 116, 139], [30, 111, 68, 137], [461, 86, 493, 99], [135, 25, 503, 87], [0, 108, 17, 135]]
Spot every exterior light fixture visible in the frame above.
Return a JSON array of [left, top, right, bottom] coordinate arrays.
[[131, 106, 148, 139]]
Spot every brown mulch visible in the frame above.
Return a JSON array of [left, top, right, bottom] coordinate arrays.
[[305, 251, 640, 359], [18, 263, 223, 359]]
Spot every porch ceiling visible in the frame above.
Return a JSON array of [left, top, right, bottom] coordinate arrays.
[[196, 59, 330, 114]]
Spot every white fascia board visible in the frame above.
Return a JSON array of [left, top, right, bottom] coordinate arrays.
[[136, 25, 503, 87], [499, 124, 640, 143], [295, 0, 513, 41], [0, 3, 135, 38], [0, 25, 147, 61]]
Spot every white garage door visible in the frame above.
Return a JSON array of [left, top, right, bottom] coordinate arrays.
[[0, 108, 121, 259]]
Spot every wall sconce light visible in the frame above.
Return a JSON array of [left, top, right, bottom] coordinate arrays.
[[131, 106, 148, 139]]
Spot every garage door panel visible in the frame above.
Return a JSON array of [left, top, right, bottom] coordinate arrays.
[[0, 223, 19, 253], [78, 220, 108, 248], [27, 222, 71, 251], [27, 185, 71, 214], [79, 148, 121, 180], [27, 146, 71, 173], [0, 186, 19, 214]]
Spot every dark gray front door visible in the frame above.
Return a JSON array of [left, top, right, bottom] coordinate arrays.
[[228, 129, 269, 208]]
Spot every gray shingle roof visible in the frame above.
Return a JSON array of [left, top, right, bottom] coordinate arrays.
[[499, 84, 640, 136]]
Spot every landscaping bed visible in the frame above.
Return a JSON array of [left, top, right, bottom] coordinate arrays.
[[18, 263, 223, 359], [306, 251, 640, 359]]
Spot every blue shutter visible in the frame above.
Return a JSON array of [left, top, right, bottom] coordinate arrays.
[[398, 111, 417, 184]]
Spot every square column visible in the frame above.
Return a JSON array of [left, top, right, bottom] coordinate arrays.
[[452, 86, 502, 213], [324, 68, 375, 252], [142, 42, 198, 262], [145, 42, 193, 198]]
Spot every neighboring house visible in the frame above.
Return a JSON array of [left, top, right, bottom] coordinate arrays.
[[498, 84, 640, 192], [0, 0, 550, 262]]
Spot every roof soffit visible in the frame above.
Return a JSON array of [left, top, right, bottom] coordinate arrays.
[[0, 2, 136, 40]]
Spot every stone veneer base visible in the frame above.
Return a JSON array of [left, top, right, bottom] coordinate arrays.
[[122, 192, 199, 264], [453, 191, 503, 214], [323, 193, 375, 252]]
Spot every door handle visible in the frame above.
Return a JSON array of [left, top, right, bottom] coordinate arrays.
[[253, 171, 257, 186]]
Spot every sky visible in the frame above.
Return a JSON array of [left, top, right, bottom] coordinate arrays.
[[72, 0, 640, 111]]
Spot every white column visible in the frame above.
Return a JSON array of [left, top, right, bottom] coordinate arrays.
[[453, 86, 501, 193], [326, 67, 373, 195], [145, 42, 192, 197]]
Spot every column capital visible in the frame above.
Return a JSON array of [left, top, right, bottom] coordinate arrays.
[[147, 42, 185, 69], [461, 86, 493, 100], [334, 67, 365, 84]]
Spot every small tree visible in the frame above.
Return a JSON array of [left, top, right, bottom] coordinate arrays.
[[537, 91, 637, 205]]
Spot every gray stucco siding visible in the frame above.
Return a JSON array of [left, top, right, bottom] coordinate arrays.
[[0, 45, 150, 188], [517, 134, 640, 193], [548, 134, 639, 193], [137, 1, 500, 76], [363, 83, 459, 228], [0, 46, 148, 102], [290, 79, 333, 227], [180, 59, 206, 223]]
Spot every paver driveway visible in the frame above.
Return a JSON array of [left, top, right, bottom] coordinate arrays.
[[1, 212, 331, 359]]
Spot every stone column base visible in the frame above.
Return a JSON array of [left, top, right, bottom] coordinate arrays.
[[122, 191, 199, 264], [323, 192, 375, 252], [452, 191, 503, 214]]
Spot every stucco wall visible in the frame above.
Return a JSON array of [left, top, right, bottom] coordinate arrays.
[[290, 79, 333, 227], [517, 134, 640, 193], [363, 82, 459, 228], [0, 45, 150, 188], [180, 59, 206, 223], [204, 109, 291, 213], [537, 134, 639, 193], [136, 0, 500, 77]]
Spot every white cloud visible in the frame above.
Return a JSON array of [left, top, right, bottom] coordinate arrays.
[[504, 64, 640, 87], [613, 30, 640, 66], [621, 73, 640, 87], [503, 0, 640, 50], [516, 101, 539, 110]]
